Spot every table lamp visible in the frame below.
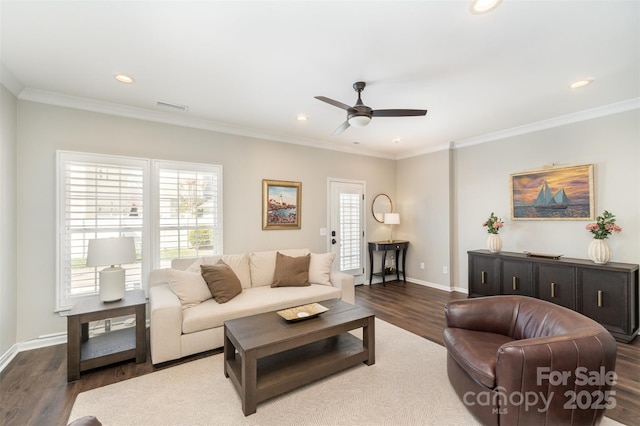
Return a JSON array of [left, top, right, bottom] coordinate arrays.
[[86, 237, 137, 302], [384, 213, 400, 242]]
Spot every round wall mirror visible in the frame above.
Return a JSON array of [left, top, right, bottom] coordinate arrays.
[[372, 194, 393, 223]]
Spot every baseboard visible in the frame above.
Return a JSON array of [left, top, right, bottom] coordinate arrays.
[[0, 333, 66, 374], [405, 277, 469, 294], [0, 344, 19, 373], [0, 319, 151, 374], [366, 276, 469, 294]]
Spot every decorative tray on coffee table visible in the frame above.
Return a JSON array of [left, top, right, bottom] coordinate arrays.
[[277, 303, 329, 321]]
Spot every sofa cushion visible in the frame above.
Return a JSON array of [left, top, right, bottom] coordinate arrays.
[[181, 285, 341, 333], [443, 328, 513, 389], [309, 252, 336, 286], [272, 252, 311, 287], [165, 269, 212, 308], [249, 248, 310, 287], [200, 260, 242, 303], [185, 253, 252, 289]]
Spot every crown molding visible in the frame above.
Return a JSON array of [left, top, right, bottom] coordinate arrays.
[[453, 98, 640, 149], [0, 62, 25, 97], [16, 87, 637, 160], [17, 88, 396, 160]]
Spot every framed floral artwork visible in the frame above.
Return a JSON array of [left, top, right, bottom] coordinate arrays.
[[510, 164, 594, 221], [262, 179, 301, 230]]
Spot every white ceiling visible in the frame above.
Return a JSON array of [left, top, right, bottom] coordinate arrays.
[[2, 1, 639, 159]]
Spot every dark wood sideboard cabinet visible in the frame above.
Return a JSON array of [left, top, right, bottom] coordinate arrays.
[[468, 249, 639, 342]]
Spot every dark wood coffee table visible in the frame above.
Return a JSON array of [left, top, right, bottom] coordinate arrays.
[[223, 298, 375, 415]]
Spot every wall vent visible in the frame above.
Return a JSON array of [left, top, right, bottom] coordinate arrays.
[[156, 101, 189, 112]]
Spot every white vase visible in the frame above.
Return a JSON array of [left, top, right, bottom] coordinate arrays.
[[588, 239, 610, 264], [487, 234, 502, 253]]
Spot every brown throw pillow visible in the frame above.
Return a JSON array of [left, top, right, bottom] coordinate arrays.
[[200, 260, 242, 303], [271, 252, 311, 287]]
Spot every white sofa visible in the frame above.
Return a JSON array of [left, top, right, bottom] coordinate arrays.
[[148, 248, 355, 364]]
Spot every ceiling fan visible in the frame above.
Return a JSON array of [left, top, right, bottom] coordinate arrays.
[[315, 82, 428, 136]]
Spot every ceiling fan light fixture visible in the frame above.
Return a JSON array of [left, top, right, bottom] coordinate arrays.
[[348, 115, 371, 127], [470, 0, 502, 14]]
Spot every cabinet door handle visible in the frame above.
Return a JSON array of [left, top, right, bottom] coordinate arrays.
[[512, 276, 517, 291], [481, 271, 486, 284], [551, 282, 556, 298], [597, 290, 603, 307]]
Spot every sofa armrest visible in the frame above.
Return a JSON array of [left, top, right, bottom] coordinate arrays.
[[149, 284, 183, 364], [330, 271, 355, 304], [445, 297, 518, 336]]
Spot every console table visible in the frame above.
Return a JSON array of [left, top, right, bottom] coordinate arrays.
[[67, 289, 147, 381], [468, 250, 639, 342], [368, 241, 409, 286]]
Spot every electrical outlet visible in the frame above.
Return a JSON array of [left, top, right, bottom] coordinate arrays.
[[104, 319, 111, 332], [443, 266, 448, 274], [420, 262, 425, 270]]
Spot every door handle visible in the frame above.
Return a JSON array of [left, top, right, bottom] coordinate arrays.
[[551, 282, 556, 298], [331, 238, 336, 245]]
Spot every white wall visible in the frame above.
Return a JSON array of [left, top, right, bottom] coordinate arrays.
[[396, 148, 452, 289], [16, 101, 396, 341], [8, 99, 640, 347], [453, 110, 640, 290], [1, 85, 18, 355]]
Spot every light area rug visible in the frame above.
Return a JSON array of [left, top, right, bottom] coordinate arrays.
[[69, 319, 622, 426]]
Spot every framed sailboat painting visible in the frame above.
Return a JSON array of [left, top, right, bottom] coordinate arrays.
[[510, 164, 594, 220]]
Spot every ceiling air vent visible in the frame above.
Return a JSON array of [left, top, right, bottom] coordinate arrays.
[[156, 101, 189, 112]]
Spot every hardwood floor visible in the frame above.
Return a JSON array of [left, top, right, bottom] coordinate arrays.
[[1, 282, 638, 425]]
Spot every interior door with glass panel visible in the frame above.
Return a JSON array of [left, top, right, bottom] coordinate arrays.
[[329, 179, 365, 285]]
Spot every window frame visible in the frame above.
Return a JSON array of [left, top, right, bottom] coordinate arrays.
[[56, 151, 223, 312], [152, 159, 224, 269]]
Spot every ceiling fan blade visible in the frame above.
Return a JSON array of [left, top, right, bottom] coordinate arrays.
[[332, 120, 350, 136], [315, 96, 353, 111], [372, 109, 428, 117]]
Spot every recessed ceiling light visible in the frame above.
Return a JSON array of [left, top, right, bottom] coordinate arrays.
[[569, 78, 594, 89], [470, 0, 502, 14], [296, 114, 308, 122], [115, 74, 134, 84], [392, 138, 401, 144]]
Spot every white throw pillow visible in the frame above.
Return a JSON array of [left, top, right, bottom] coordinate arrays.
[[165, 269, 212, 308], [186, 253, 252, 289], [249, 249, 310, 287], [309, 252, 336, 286]]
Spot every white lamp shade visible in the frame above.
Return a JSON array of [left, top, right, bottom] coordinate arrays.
[[86, 237, 137, 267], [384, 213, 400, 225], [348, 115, 372, 127]]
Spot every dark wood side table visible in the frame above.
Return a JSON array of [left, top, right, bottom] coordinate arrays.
[[368, 240, 409, 286], [67, 289, 146, 382]]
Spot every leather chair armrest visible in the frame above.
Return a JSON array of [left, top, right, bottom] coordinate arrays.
[[445, 297, 518, 336], [495, 330, 617, 425]]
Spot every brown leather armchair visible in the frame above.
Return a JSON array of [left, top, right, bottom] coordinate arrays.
[[444, 296, 617, 426]]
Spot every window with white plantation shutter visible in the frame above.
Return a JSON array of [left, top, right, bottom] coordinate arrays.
[[339, 192, 362, 271], [154, 161, 223, 268], [57, 152, 149, 311], [57, 152, 223, 312]]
